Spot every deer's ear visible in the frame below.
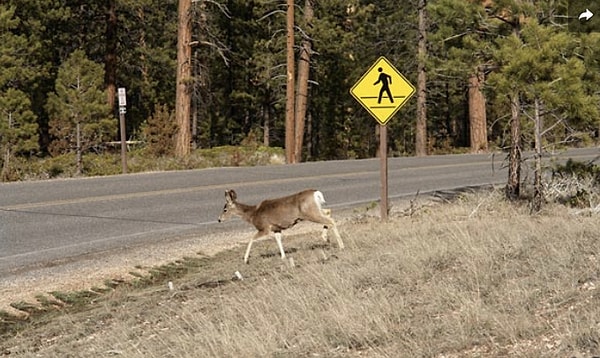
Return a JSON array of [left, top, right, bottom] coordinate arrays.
[[225, 189, 237, 203]]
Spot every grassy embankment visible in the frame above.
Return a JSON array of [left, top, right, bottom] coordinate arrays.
[[1, 189, 600, 357], [2, 145, 284, 181]]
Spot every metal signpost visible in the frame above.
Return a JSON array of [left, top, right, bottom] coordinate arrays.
[[118, 87, 128, 174], [350, 57, 415, 220]]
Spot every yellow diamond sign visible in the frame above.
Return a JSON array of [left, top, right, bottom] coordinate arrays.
[[350, 56, 415, 126]]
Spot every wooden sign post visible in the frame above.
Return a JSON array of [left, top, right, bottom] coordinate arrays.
[[350, 57, 415, 220], [379, 124, 388, 220]]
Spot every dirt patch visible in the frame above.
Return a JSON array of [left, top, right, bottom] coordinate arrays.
[[0, 229, 250, 315]]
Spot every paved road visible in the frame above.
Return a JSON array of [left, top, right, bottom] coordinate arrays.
[[1, 148, 598, 275]]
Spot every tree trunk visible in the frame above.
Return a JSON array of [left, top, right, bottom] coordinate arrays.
[[468, 69, 488, 152], [532, 97, 543, 212], [306, 111, 313, 159], [506, 21, 522, 201], [175, 0, 192, 157], [1, 113, 12, 181], [294, 0, 313, 163], [105, 0, 117, 113], [263, 101, 270, 146], [415, 0, 428, 157], [192, 94, 198, 150], [285, 0, 296, 164], [506, 92, 521, 200], [1, 146, 9, 181], [76, 121, 82, 176]]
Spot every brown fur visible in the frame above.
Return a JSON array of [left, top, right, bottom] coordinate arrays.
[[218, 189, 344, 263]]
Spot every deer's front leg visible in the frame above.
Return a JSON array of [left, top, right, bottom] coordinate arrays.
[[243, 238, 254, 264], [245, 230, 269, 264]]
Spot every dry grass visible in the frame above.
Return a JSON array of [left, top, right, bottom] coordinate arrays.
[[2, 190, 600, 357]]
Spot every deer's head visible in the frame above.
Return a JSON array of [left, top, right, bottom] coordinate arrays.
[[218, 189, 238, 222]]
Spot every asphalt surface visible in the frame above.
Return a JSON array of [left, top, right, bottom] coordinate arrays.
[[1, 148, 598, 275]]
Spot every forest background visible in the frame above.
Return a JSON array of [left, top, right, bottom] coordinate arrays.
[[1, 0, 599, 183]]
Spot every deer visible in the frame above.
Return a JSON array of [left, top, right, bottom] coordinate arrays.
[[218, 189, 344, 263]]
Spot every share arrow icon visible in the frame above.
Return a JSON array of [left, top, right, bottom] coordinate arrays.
[[579, 9, 594, 21]]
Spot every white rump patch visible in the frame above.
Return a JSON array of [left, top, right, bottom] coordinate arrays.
[[313, 190, 326, 211]]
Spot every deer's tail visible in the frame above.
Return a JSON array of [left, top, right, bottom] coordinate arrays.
[[313, 190, 326, 211]]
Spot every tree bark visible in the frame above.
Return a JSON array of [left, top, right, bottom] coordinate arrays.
[[306, 112, 313, 159], [532, 96, 543, 212], [175, 0, 192, 157], [285, 0, 296, 163], [263, 101, 270, 146], [1, 113, 12, 181], [506, 92, 521, 200], [1, 146, 9, 181], [76, 121, 82, 176], [105, 0, 117, 113], [415, 0, 428, 157], [505, 21, 522, 201], [468, 69, 488, 152], [293, 0, 313, 163]]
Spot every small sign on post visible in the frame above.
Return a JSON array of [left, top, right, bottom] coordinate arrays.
[[350, 57, 415, 220], [118, 87, 127, 107], [117, 87, 128, 174]]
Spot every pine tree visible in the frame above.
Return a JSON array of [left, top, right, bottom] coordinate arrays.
[[489, 19, 599, 209], [46, 50, 114, 175], [142, 104, 177, 157], [0, 5, 39, 180], [0, 90, 38, 181], [428, 0, 494, 152]]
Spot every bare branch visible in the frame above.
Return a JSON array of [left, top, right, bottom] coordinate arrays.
[[541, 117, 564, 137], [190, 40, 229, 65], [258, 9, 285, 22], [442, 31, 469, 43], [193, 0, 231, 18]]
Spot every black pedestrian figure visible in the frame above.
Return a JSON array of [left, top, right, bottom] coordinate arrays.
[[374, 67, 393, 104]]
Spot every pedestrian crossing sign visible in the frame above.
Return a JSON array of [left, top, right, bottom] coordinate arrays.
[[350, 56, 415, 125]]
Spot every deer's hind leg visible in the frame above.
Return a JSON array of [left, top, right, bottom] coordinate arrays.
[[274, 232, 286, 260], [318, 209, 332, 242], [308, 212, 344, 249], [326, 221, 344, 249]]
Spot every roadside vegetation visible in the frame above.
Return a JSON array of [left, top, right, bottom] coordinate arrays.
[[1, 101, 285, 181], [2, 176, 600, 356], [1, 144, 284, 182]]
